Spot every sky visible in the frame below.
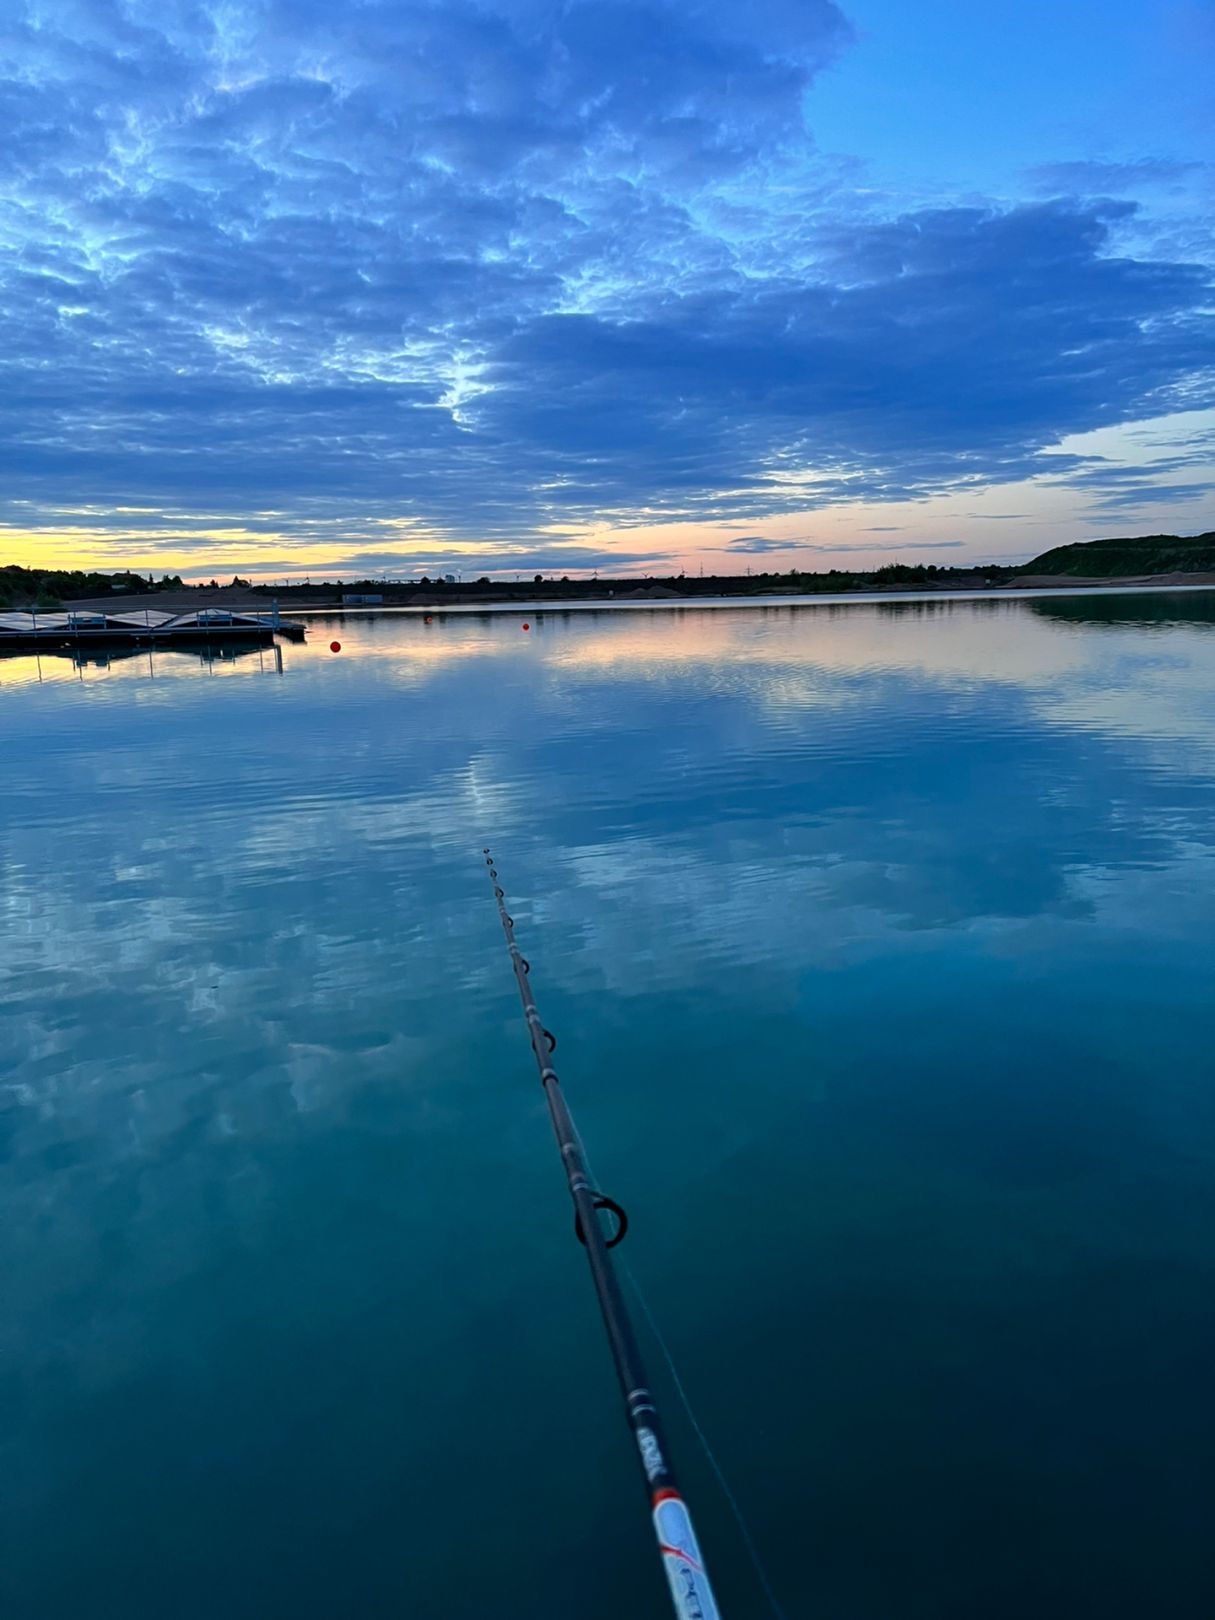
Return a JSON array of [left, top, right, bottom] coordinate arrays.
[[2, 0, 1213, 580]]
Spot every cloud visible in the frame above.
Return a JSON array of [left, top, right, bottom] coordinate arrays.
[[1028, 159, 1204, 195], [470, 201, 1213, 516], [715, 536, 967, 556], [0, 2, 1212, 563], [719, 535, 805, 553], [804, 540, 965, 554], [261, 545, 675, 577], [1083, 482, 1215, 512], [1048, 455, 1215, 512]]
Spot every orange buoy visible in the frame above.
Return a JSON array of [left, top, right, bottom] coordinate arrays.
[[330, 641, 341, 652]]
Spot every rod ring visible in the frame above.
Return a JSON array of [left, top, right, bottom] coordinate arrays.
[[543, 1029, 557, 1052], [575, 1195, 629, 1249]]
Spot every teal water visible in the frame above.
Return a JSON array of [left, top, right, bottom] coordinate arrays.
[[2, 594, 1214, 1619]]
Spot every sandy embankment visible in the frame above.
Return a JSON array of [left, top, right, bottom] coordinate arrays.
[[1003, 571, 1215, 590]]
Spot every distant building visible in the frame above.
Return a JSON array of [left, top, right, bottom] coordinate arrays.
[[342, 593, 383, 605], [443, 574, 457, 584]]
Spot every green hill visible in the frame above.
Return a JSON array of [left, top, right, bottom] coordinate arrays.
[[1020, 530, 1215, 579]]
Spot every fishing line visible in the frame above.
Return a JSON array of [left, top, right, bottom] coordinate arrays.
[[567, 1114, 789, 1620], [485, 848, 723, 1620], [621, 1258, 791, 1620]]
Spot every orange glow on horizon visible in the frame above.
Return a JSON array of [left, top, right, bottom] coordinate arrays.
[[5, 412, 1215, 584]]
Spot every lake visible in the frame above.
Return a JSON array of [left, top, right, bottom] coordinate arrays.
[[3, 592, 1214, 1619]]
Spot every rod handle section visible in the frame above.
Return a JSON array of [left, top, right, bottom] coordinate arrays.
[[652, 1491, 722, 1620]]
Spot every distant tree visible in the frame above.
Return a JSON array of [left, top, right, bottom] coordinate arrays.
[[873, 563, 932, 584], [534, 573, 543, 584], [477, 576, 490, 585]]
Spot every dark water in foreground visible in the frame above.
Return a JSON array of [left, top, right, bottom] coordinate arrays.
[[2, 594, 1214, 1619]]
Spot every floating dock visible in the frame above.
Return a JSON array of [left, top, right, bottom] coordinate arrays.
[[0, 606, 305, 651]]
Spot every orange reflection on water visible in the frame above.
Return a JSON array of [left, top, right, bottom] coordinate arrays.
[[544, 598, 1093, 686]]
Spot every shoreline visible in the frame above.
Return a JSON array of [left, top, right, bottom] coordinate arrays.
[[279, 580, 1215, 617]]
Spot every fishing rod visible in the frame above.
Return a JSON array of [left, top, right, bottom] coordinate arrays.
[[484, 849, 722, 1620]]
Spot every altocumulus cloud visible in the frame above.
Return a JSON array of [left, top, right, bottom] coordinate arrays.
[[1, 0, 1213, 560], [719, 536, 963, 555], [720, 536, 805, 553]]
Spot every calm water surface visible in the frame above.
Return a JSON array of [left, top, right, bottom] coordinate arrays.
[[2, 595, 1214, 1619]]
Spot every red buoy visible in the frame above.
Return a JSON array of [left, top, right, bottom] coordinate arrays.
[[522, 622, 530, 631], [330, 641, 341, 652], [424, 615, 433, 624]]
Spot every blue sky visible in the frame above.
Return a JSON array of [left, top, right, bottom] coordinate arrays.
[[2, 0, 1212, 579]]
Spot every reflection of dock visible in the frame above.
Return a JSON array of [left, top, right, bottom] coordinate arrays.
[[0, 606, 305, 651], [1, 639, 285, 683]]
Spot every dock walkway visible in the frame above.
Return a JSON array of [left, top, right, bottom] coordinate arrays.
[[0, 607, 305, 651]]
